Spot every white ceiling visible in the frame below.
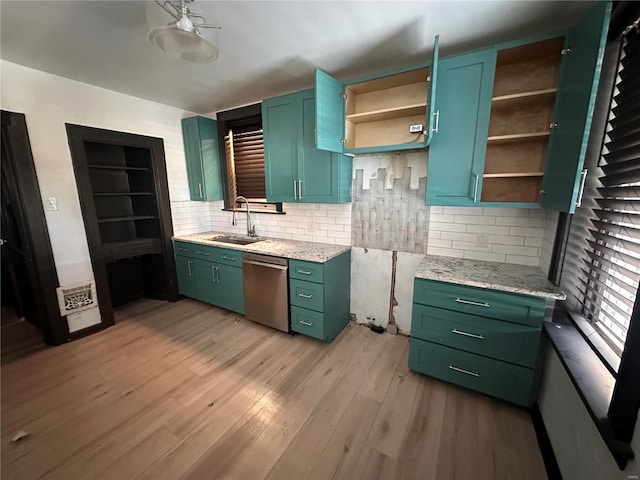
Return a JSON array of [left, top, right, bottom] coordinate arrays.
[[0, 1, 595, 114]]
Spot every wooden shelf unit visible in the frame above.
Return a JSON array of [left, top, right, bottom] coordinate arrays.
[[344, 67, 429, 149], [481, 37, 564, 203]]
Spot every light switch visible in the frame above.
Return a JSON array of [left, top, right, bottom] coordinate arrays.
[[46, 197, 58, 211]]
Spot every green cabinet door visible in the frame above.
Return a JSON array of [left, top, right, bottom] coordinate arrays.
[[298, 91, 352, 203], [426, 35, 440, 147], [426, 48, 496, 206], [541, 1, 611, 213], [191, 258, 218, 305], [263, 93, 298, 202], [181, 116, 223, 201], [175, 255, 196, 298], [216, 264, 244, 314], [315, 69, 345, 154]]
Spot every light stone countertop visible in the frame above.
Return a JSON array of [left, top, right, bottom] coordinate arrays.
[[415, 255, 566, 300], [173, 232, 350, 263]]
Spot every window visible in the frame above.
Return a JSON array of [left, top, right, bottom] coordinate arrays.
[[216, 103, 281, 211]]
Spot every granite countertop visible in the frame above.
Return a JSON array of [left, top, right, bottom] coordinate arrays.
[[415, 254, 566, 300], [173, 232, 350, 263]]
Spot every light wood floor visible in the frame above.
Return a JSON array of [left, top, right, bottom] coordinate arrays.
[[1, 298, 547, 480]]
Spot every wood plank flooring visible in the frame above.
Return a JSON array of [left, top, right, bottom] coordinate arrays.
[[1, 298, 547, 479]]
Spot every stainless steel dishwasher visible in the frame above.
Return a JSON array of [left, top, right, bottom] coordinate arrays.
[[242, 252, 289, 332]]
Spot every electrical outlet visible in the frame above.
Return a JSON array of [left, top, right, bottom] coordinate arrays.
[[409, 124, 424, 133], [46, 197, 58, 211], [476, 232, 489, 248]]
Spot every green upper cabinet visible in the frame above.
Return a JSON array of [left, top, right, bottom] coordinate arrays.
[[315, 36, 440, 155], [181, 116, 223, 201], [426, 35, 440, 147], [263, 92, 298, 202], [426, 48, 496, 206], [541, 1, 611, 213], [263, 89, 352, 204], [425, 1, 611, 210]]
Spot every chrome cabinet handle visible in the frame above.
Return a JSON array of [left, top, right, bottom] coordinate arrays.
[[297, 269, 312, 275], [472, 174, 480, 203], [576, 168, 588, 208], [449, 365, 480, 377], [298, 180, 303, 200], [455, 297, 490, 308], [216, 267, 220, 283], [298, 293, 313, 299], [187, 260, 192, 276], [299, 320, 313, 326], [293, 180, 298, 200], [432, 110, 440, 133], [211, 265, 216, 284], [196, 250, 210, 256], [452, 328, 485, 340], [221, 255, 236, 261], [198, 182, 203, 198]]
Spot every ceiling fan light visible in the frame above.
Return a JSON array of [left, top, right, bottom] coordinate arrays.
[[175, 15, 193, 32], [148, 26, 218, 63]]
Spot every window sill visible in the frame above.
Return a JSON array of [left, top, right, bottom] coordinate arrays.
[[543, 320, 635, 469], [221, 208, 286, 215]]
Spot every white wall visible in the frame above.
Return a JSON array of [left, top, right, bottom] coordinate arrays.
[[538, 348, 639, 479], [0, 60, 198, 332]]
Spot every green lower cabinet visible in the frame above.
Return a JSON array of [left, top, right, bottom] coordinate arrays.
[[173, 242, 244, 315], [175, 255, 196, 298], [409, 337, 534, 407], [409, 278, 544, 407], [287, 251, 351, 343]]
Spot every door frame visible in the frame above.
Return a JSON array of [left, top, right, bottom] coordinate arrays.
[[1, 110, 68, 346]]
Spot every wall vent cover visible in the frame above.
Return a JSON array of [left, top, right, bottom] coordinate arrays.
[[56, 281, 97, 316]]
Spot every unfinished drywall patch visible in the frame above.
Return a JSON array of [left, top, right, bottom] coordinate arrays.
[[393, 251, 425, 334], [350, 247, 392, 327], [352, 166, 429, 253]]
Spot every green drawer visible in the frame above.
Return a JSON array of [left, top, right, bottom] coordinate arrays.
[[211, 247, 242, 267], [409, 337, 534, 407], [289, 278, 324, 312], [174, 241, 193, 257], [413, 278, 545, 327], [291, 306, 325, 341], [289, 259, 324, 283], [411, 304, 541, 368], [191, 243, 217, 259]]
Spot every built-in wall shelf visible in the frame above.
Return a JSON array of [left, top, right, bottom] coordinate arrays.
[[345, 103, 427, 124], [487, 132, 550, 144], [483, 172, 544, 178], [88, 164, 151, 172], [492, 88, 557, 107], [93, 192, 154, 197], [97, 215, 156, 224]]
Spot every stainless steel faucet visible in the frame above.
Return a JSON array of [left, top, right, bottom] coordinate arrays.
[[232, 196, 256, 237]]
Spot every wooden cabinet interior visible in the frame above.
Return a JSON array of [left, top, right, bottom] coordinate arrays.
[[344, 67, 429, 149], [481, 37, 564, 203]]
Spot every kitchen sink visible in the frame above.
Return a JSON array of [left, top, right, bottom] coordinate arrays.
[[210, 236, 264, 246]]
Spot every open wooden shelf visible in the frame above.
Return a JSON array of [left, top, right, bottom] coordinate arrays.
[[97, 215, 156, 224], [492, 88, 557, 108], [88, 164, 151, 172], [346, 103, 427, 124], [487, 132, 550, 143], [102, 238, 161, 263], [483, 172, 544, 178], [93, 192, 154, 197]]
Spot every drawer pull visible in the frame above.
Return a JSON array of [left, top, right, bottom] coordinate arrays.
[[449, 364, 480, 377], [178, 247, 187, 252], [299, 320, 313, 326], [452, 328, 485, 340], [196, 250, 210, 256], [298, 293, 313, 299], [221, 256, 236, 261], [455, 297, 490, 308], [297, 269, 312, 275], [187, 260, 192, 276]]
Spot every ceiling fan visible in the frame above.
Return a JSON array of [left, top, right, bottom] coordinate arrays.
[[147, 0, 221, 63]]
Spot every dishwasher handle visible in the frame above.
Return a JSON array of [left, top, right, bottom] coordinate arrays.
[[242, 259, 288, 270]]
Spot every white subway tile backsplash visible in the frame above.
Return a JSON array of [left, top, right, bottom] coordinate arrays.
[[429, 214, 455, 223], [509, 227, 545, 237], [487, 234, 524, 246], [428, 247, 464, 258], [440, 232, 478, 243], [465, 224, 511, 235], [451, 241, 492, 252], [525, 237, 544, 248], [506, 255, 541, 266], [443, 207, 484, 215], [492, 244, 539, 257], [496, 216, 545, 227], [429, 222, 468, 233], [453, 215, 496, 225], [463, 251, 506, 262], [482, 207, 529, 217]]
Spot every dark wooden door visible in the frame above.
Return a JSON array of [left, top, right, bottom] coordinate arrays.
[[1, 111, 68, 345]]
